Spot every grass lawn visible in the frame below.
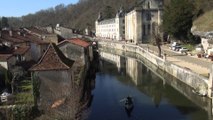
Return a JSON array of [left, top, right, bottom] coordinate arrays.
[[182, 44, 196, 51], [15, 80, 34, 104]]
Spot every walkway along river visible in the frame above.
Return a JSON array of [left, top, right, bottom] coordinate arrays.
[[85, 48, 212, 120]]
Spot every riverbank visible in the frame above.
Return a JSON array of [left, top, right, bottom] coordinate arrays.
[[98, 40, 212, 98]]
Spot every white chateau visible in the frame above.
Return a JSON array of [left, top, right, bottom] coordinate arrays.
[[95, 8, 125, 40], [95, 0, 163, 43], [125, 0, 163, 44]]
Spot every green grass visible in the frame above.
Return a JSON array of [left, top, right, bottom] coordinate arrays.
[[18, 80, 33, 91], [15, 80, 34, 104], [182, 44, 195, 51], [15, 93, 34, 104]]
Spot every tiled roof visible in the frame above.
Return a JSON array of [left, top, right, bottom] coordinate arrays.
[[58, 38, 90, 48], [25, 27, 50, 35], [0, 54, 13, 61], [26, 34, 49, 45], [0, 30, 27, 44], [30, 43, 75, 71], [13, 46, 30, 55]]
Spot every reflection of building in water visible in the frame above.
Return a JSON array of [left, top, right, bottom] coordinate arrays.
[[126, 57, 142, 85], [100, 52, 125, 73]]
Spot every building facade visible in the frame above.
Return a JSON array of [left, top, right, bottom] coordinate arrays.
[[30, 43, 76, 112], [125, 0, 163, 44], [95, 8, 125, 40], [58, 38, 93, 70]]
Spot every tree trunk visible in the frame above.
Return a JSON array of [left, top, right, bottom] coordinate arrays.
[[11, 77, 15, 94], [157, 44, 161, 57]]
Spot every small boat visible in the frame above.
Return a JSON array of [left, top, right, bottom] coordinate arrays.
[[124, 96, 134, 110]]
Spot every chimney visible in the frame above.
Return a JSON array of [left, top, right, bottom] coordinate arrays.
[[9, 30, 13, 37], [15, 46, 19, 50]]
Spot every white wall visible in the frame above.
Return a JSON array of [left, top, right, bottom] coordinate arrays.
[[125, 0, 163, 43], [95, 17, 125, 40], [0, 62, 8, 70]]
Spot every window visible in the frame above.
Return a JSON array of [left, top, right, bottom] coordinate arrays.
[[146, 12, 151, 21], [147, 1, 151, 9], [143, 25, 146, 35], [148, 24, 151, 35]]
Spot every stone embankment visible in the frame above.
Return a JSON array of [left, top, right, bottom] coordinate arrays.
[[98, 41, 211, 98]]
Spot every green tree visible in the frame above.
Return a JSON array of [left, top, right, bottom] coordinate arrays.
[[0, 19, 1, 29], [1, 17, 9, 28], [102, 5, 115, 19], [162, 0, 195, 41]]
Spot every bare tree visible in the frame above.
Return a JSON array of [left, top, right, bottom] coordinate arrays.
[[152, 32, 162, 57]]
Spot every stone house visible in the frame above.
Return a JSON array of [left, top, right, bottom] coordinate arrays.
[[13, 46, 31, 63], [95, 7, 125, 40], [54, 24, 74, 39], [0, 30, 30, 47], [58, 38, 93, 70], [125, 0, 163, 44], [0, 54, 16, 70], [25, 27, 62, 45], [30, 43, 76, 111], [27, 34, 50, 62]]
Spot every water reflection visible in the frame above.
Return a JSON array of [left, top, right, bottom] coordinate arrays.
[[89, 50, 212, 120]]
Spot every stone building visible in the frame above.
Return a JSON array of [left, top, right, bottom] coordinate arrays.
[[58, 38, 93, 70], [54, 24, 74, 39], [125, 0, 163, 44], [13, 46, 31, 63], [30, 43, 76, 112], [95, 8, 125, 40], [0, 54, 16, 70], [25, 27, 61, 45]]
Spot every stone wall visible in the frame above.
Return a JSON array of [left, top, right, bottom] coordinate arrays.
[[98, 41, 210, 97], [33, 70, 74, 111], [99, 47, 212, 113]]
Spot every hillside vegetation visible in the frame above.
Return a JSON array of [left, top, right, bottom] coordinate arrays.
[[4, 0, 213, 31], [193, 9, 213, 32], [7, 0, 139, 30]]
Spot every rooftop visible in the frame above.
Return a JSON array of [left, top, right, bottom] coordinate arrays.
[[30, 43, 75, 71], [25, 26, 50, 35], [59, 38, 90, 48], [0, 30, 28, 44], [0, 54, 13, 61], [13, 46, 30, 55], [0, 29, 49, 45]]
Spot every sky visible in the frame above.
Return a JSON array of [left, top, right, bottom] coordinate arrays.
[[0, 0, 79, 17]]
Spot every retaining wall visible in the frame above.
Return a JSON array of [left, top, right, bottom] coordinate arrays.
[[98, 41, 210, 97]]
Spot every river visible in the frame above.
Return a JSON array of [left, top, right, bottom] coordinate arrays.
[[86, 50, 211, 120]]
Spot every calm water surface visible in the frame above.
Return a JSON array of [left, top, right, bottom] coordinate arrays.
[[87, 51, 210, 120]]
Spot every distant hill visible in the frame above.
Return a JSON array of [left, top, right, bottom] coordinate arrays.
[[7, 0, 213, 31], [8, 0, 139, 30]]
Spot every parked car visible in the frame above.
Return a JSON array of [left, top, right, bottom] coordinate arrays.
[[172, 45, 181, 51], [179, 47, 188, 53], [170, 42, 182, 51]]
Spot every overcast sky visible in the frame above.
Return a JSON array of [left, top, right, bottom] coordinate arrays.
[[0, 0, 79, 17]]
